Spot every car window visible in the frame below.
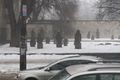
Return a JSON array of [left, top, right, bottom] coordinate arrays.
[[71, 74, 120, 80], [100, 74, 120, 80], [49, 60, 95, 70], [114, 74, 120, 80], [100, 74, 113, 80], [60, 60, 95, 66], [71, 74, 96, 80], [49, 63, 65, 70]]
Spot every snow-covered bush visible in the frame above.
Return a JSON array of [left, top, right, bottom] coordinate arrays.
[[30, 30, 36, 47], [111, 35, 114, 40], [87, 31, 91, 39], [55, 32, 63, 48], [37, 28, 44, 49], [91, 35, 95, 40], [74, 30, 81, 49], [46, 37, 50, 44], [63, 38, 68, 46]]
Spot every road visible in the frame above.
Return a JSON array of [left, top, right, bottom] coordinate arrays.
[[0, 72, 17, 80]]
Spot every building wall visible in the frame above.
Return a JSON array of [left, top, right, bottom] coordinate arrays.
[[27, 24, 53, 39], [73, 21, 120, 38], [27, 21, 120, 39]]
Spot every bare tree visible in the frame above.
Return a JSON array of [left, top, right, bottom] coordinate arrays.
[[96, 0, 120, 20], [52, 0, 78, 38], [5, 0, 18, 47], [32, 0, 78, 21], [31, 0, 78, 38], [0, 0, 8, 44], [5, 0, 35, 47]]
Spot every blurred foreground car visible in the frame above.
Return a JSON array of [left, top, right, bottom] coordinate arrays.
[[17, 55, 103, 80], [49, 63, 120, 80]]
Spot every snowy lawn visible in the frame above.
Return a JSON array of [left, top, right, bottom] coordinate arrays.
[[0, 40, 120, 54]]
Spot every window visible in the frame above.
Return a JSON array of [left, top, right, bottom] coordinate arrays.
[[71, 73, 120, 80], [60, 60, 95, 67], [100, 74, 113, 80], [49, 63, 65, 70], [50, 60, 95, 70], [71, 74, 96, 80], [114, 74, 120, 80]]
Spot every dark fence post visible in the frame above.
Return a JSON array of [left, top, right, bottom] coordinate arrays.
[[20, 0, 27, 71]]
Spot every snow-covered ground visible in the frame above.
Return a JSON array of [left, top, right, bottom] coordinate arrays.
[[0, 40, 120, 54], [0, 39, 120, 72]]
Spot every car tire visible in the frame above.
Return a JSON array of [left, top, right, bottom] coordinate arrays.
[[26, 77, 37, 80]]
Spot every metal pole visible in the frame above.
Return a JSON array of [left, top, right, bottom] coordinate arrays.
[[20, 0, 27, 71]]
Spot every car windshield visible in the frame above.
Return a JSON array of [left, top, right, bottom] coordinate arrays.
[[49, 69, 71, 80]]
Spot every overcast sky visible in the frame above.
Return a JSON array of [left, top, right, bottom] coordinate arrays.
[[74, 0, 98, 20]]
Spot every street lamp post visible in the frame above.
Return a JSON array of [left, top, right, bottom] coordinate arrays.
[[20, 0, 27, 71]]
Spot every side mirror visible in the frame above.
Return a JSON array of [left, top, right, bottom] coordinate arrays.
[[45, 67, 51, 71]]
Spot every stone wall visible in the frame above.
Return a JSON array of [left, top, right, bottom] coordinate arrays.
[[72, 20, 120, 38], [27, 20, 120, 38], [27, 23, 53, 39]]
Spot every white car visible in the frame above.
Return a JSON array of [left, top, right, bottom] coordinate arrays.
[[49, 63, 120, 80], [17, 55, 103, 80]]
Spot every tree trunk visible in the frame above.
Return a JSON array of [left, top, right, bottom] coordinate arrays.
[[5, 0, 19, 47], [32, 4, 39, 22]]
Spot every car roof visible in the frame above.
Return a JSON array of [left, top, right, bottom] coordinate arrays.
[[44, 55, 102, 70], [66, 63, 120, 75], [58, 55, 102, 62]]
